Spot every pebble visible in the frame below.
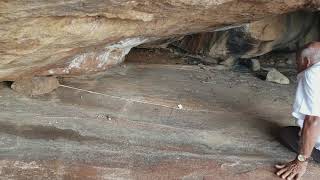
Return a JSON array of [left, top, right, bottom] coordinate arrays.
[[250, 59, 260, 71]]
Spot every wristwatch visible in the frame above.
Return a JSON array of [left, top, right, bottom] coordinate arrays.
[[297, 154, 311, 162]]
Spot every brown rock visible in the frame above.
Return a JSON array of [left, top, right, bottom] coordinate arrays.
[[11, 77, 60, 96], [0, 1, 319, 81]]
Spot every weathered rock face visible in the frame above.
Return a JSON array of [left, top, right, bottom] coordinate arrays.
[[172, 11, 320, 60], [0, 0, 319, 81]]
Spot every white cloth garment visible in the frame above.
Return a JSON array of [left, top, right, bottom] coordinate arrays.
[[292, 62, 320, 150]]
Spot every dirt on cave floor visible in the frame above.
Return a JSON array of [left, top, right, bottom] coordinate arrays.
[[0, 49, 320, 180]]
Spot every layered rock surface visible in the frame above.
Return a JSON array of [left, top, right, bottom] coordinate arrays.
[[0, 0, 319, 81], [172, 11, 320, 60]]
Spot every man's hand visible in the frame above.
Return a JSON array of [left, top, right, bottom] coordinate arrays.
[[275, 160, 308, 180]]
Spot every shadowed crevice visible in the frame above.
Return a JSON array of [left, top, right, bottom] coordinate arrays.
[[0, 121, 103, 142]]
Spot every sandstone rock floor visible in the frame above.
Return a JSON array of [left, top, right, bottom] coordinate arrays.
[[0, 62, 320, 179]]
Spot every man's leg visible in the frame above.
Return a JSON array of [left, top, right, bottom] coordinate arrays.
[[279, 126, 320, 162]]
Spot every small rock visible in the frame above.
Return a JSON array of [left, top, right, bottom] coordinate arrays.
[[178, 104, 183, 110], [198, 63, 206, 70], [11, 76, 60, 96], [220, 57, 235, 67], [250, 59, 260, 71], [266, 68, 290, 85]]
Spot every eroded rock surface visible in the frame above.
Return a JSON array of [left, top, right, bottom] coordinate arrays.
[[172, 11, 320, 60], [1, 62, 320, 179], [0, 0, 319, 81]]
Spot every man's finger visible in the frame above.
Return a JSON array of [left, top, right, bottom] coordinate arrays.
[[281, 169, 292, 179], [275, 164, 286, 169], [276, 168, 288, 176], [295, 173, 303, 180], [287, 172, 296, 180]]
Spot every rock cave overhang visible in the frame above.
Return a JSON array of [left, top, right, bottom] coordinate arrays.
[[139, 10, 320, 63], [1, 0, 320, 82]]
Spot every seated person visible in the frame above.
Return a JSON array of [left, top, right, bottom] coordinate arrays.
[[277, 42, 320, 180]]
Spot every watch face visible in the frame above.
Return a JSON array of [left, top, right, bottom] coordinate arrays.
[[298, 155, 306, 162]]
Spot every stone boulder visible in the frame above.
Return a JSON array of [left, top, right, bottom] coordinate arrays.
[[11, 77, 60, 96], [266, 68, 290, 85], [0, 1, 319, 81]]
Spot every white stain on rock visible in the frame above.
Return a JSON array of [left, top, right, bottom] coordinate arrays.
[[64, 37, 149, 73], [97, 37, 148, 67], [68, 53, 93, 69]]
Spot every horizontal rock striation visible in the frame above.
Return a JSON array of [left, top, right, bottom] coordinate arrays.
[[0, 0, 319, 81]]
